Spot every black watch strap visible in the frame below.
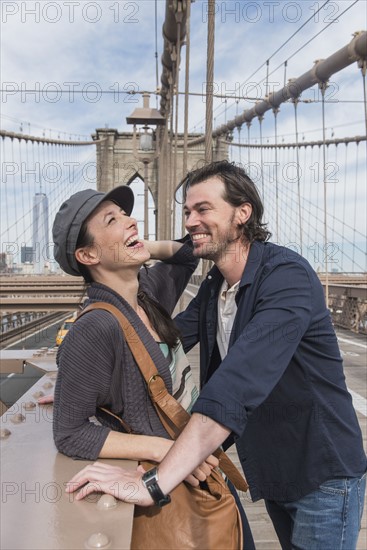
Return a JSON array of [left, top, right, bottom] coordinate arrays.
[[141, 467, 171, 507]]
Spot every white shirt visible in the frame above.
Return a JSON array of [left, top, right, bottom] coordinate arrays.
[[217, 279, 240, 360]]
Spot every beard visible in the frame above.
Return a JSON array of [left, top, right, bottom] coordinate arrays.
[[192, 212, 242, 262]]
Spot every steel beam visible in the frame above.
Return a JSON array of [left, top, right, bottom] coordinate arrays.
[[187, 31, 367, 146], [0, 298, 80, 312]]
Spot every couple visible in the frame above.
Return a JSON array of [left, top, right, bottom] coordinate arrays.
[[51, 160, 366, 550]]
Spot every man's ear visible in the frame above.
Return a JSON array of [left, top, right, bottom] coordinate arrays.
[[75, 245, 100, 268], [237, 203, 252, 225]]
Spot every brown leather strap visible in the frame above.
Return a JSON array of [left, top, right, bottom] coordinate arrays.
[[80, 302, 248, 492], [98, 406, 133, 434]]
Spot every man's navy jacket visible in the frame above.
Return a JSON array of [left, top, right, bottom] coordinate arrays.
[[175, 240, 366, 502]]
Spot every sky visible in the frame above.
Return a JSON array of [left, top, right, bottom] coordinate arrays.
[[1, 0, 365, 138], [1, 0, 366, 270]]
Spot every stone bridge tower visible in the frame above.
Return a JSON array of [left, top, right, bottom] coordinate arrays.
[[93, 127, 229, 240]]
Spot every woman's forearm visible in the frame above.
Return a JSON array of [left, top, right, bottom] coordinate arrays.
[[144, 240, 183, 260], [99, 431, 173, 462]]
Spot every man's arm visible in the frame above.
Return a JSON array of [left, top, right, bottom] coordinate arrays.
[[66, 413, 229, 504], [139, 238, 198, 315], [66, 262, 313, 501], [153, 414, 230, 494]]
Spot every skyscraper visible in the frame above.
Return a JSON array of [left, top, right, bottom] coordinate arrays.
[[32, 192, 49, 274]]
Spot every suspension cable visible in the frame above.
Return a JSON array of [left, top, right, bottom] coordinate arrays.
[[205, 0, 215, 162], [360, 58, 367, 159], [247, 123, 251, 167], [341, 143, 348, 271], [154, 0, 159, 109], [273, 109, 279, 242], [293, 99, 303, 254], [352, 142, 359, 270], [320, 83, 329, 304], [258, 116, 265, 199], [192, 0, 333, 129]]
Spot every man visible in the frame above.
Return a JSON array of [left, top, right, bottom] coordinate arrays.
[[68, 160, 366, 550]]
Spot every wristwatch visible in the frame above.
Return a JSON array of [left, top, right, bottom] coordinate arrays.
[[141, 467, 171, 507]]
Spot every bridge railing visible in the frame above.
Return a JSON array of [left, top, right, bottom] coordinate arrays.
[[189, 272, 367, 335], [0, 351, 136, 549]]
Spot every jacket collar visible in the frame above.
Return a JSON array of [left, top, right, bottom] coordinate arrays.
[[205, 240, 266, 289], [239, 240, 265, 287]]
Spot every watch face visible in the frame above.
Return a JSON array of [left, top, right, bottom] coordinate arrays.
[[141, 468, 171, 507], [142, 467, 158, 486]]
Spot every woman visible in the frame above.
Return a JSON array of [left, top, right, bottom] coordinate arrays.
[[51, 185, 215, 480], [53, 184, 255, 550]]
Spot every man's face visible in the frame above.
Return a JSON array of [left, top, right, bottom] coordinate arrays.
[[183, 177, 245, 262]]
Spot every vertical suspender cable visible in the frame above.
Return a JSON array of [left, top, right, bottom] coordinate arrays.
[[205, 0, 215, 163], [265, 59, 269, 97], [341, 143, 348, 272], [247, 122, 251, 167], [359, 61, 366, 270], [154, 0, 159, 109], [11, 138, 19, 247], [331, 143, 337, 248], [173, 16, 182, 238], [182, 0, 191, 179], [360, 60, 367, 159], [235, 100, 240, 164], [25, 138, 32, 244], [352, 142, 359, 271], [169, 93, 174, 236], [182, 0, 191, 234], [18, 138, 26, 242], [293, 99, 303, 254], [283, 61, 288, 87], [201, 0, 215, 277], [273, 109, 279, 242], [320, 82, 329, 306], [259, 116, 265, 199], [307, 145, 314, 248], [2, 137, 10, 243], [361, 60, 367, 164], [238, 127, 242, 165]]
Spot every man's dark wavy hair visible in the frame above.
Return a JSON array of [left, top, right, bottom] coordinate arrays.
[[181, 160, 271, 243]]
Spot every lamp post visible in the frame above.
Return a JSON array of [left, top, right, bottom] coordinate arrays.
[[126, 93, 165, 240]]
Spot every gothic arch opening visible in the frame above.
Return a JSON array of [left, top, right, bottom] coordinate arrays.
[[129, 176, 156, 240]]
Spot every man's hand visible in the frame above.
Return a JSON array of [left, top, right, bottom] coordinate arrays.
[[143, 240, 183, 260], [156, 440, 219, 486], [184, 454, 219, 486]]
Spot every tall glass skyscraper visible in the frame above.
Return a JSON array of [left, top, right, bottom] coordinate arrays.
[[32, 192, 49, 274]]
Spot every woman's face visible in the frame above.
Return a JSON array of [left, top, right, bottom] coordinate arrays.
[[78, 200, 150, 272]]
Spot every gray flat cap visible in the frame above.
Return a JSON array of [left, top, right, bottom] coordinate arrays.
[[53, 186, 134, 276]]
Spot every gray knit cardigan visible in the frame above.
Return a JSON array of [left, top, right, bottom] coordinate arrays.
[[53, 244, 197, 460]]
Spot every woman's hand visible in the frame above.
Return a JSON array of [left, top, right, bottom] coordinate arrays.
[[65, 462, 153, 506], [37, 394, 54, 404], [65, 453, 220, 505]]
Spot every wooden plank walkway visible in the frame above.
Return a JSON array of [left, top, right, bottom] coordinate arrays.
[[179, 292, 367, 550]]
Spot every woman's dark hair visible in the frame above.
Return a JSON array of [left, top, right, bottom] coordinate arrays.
[[75, 218, 181, 349], [75, 218, 95, 284], [137, 286, 181, 349], [181, 160, 271, 243]]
